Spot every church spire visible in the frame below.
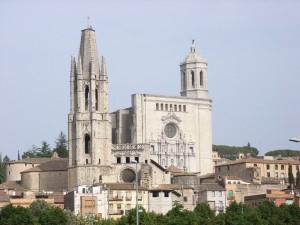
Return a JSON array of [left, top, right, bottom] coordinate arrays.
[[79, 28, 100, 78]]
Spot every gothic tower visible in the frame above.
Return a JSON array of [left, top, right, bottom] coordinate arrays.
[[68, 27, 112, 190], [180, 40, 208, 99]]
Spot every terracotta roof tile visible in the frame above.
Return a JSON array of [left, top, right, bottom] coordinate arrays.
[[21, 158, 68, 173]]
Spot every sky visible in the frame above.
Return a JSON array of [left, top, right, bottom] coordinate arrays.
[[0, 0, 299, 160]]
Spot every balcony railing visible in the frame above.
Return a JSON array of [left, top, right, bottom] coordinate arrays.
[[109, 196, 123, 201]]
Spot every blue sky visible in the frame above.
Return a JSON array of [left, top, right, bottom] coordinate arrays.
[[0, 0, 299, 159]]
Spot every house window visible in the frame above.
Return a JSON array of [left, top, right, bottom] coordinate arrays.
[[179, 105, 182, 111], [98, 159, 101, 164], [267, 172, 270, 177], [174, 105, 177, 111], [183, 105, 186, 112], [86, 159, 88, 164], [275, 172, 278, 178], [126, 157, 130, 163], [153, 192, 159, 197], [145, 160, 148, 164], [219, 191, 222, 197], [156, 103, 159, 110], [82, 188, 86, 193], [135, 157, 139, 163], [165, 104, 168, 111], [183, 196, 188, 202], [266, 164, 270, 170], [275, 165, 278, 170], [212, 191, 215, 197], [164, 192, 169, 197], [161, 104, 163, 110], [117, 157, 121, 164], [281, 165, 284, 170]]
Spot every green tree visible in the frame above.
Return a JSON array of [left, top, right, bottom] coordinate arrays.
[[265, 149, 300, 157], [22, 145, 39, 158], [296, 170, 300, 187], [22, 141, 53, 159], [37, 141, 52, 157], [193, 202, 215, 224], [0, 204, 36, 225], [212, 145, 259, 160], [29, 199, 52, 217], [53, 131, 68, 157], [255, 200, 285, 225], [288, 164, 295, 188], [0, 154, 11, 183], [37, 206, 68, 225], [165, 201, 197, 225]]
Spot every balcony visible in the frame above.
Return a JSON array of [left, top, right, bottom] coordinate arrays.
[[109, 196, 123, 201], [215, 205, 224, 211]]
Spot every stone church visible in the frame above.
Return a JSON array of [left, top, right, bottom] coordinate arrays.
[[67, 27, 213, 190]]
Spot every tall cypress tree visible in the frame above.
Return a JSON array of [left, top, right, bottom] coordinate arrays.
[[288, 164, 295, 189]]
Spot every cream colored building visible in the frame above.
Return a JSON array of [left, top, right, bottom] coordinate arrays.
[[215, 157, 300, 185], [68, 27, 213, 191], [6, 157, 58, 181], [2, 26, 214, 216]]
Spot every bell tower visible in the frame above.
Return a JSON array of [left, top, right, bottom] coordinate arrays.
[[180, 40, 208, 99], [68, 27, 111, 190]]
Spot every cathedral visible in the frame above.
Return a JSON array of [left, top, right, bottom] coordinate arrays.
[[67, 27, 213, 190]]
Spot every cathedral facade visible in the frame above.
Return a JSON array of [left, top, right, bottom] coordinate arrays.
[[68, 27, 213, 190]]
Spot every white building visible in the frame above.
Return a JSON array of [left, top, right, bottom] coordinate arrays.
[[198, 183, 226, 214]]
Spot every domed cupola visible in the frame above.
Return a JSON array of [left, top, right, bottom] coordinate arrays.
[[180, 40, 208, 99]]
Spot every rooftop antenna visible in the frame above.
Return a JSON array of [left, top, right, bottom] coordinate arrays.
[[87, 16, 90, 28]]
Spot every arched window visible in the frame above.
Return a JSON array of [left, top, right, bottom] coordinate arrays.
[[161, 103, 164, 110], [191, 71, 195, 87], [95, 88, 99, 111], [85, 86, 90, 110], [200, 71, 203, 86], [84, 134, 91, 154], [156, 103, 159, 110], [182, 72, 186, 89], [266, 164, 270, 170]]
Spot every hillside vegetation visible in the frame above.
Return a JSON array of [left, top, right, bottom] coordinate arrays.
[[213, 143, 259, 160], [265, 149, 300, 157]]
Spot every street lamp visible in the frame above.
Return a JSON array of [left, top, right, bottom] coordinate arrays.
[[130, 160, 139, 225], [289, 138, 300, 142]]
